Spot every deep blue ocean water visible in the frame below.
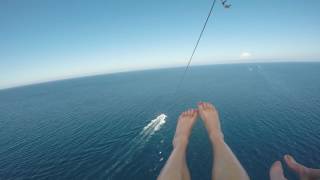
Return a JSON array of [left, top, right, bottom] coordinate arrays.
[[0, 63, 320, 180]]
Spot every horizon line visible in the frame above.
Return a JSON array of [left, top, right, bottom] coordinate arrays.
[[1, 59, 320, 91]]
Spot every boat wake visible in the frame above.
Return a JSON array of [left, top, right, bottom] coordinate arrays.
[[142, 114, 167, 135], [105, 114, 167, 178]]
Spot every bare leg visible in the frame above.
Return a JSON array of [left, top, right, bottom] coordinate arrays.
[[198, 102, 250, 180], [157, 109, 198, 180]]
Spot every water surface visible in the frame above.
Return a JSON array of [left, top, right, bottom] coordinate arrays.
[[0, 62, 320, 180]]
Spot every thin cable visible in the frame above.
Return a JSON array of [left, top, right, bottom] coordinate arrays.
[[174, 0, 217, 93]]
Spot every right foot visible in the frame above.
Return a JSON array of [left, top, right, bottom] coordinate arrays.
[[197, 102, 223, 141]]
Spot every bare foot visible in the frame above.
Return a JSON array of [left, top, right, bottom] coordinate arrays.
[[173, 109, 198, 148], [269, 155, 320, 180], [284, 154, 320, 180], [197, 102, 223, 141], [269, 161, 287, 180]]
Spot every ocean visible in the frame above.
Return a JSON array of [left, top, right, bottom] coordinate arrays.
[[0, 62, 319, 180]]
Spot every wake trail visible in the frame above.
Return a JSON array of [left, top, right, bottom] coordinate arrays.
[[105, 114, 167, 177]]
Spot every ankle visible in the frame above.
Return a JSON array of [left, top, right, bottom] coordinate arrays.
[[173, 143, 188, 151], [173, 136, 189, 149], [209, 133, 224, 143]]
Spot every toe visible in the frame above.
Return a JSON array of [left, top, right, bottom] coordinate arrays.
[[181, 111, 186, 117], [191, 109, 197, 117], [270, 161, 287, 180], [201, 102, 206, 108], [197, 102, 202, 110], [199, 102, 205, 110], [208, 102, 215, 109], [189, 109, 193, 115], [187, 109, 192, 116], [284, 155, 306, 175], [193, 109, 197, 115], [204, 102, 210, 109]]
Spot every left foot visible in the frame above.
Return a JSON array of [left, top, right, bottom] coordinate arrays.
[[173, 109, 198, 148]]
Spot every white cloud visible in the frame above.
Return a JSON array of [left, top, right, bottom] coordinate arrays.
[[240, 52, 252, 58]]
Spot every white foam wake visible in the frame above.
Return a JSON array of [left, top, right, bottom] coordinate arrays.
[[105, 114, 167, 177], [143, 114, 167, 133]]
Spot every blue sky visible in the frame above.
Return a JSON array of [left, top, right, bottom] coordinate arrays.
[[1, 0, 320, 89]]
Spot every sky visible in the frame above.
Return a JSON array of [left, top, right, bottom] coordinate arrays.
[[1, 0, 320, 89]]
